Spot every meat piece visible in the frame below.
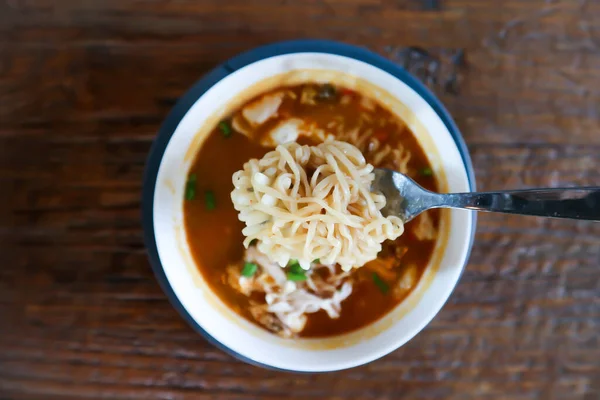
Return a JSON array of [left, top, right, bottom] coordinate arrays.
[[412, 211, 436, 241], [260, 118, 303, 147], [244, 275, 333, 336], [393, 264, 418, 299], [242, 92, 284, 125], [226, 246, 354, 337], [300, 86, 317, 105], [267, 280, 352, 333], [232, 114, 253, 137], [360, 96, 377, 111], [249, 304, 289, 337]]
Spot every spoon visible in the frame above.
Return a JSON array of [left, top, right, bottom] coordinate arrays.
[[372, 169, 600, 223]]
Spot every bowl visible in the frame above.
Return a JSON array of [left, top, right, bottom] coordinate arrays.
[[143, 40, 476, 372]]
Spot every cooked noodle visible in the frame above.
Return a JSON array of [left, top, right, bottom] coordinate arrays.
[[231, 140, 404, 271]]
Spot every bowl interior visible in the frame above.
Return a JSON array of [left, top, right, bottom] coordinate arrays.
[[150, 52, 474, 372]]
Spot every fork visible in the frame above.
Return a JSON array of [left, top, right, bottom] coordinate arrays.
[[372, 169, 600, 223]]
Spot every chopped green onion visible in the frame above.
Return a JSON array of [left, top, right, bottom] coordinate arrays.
[[287, 260, 307, 281], [204, 190, 216, 210], [241, 262, 258, 277], [185, 173, 197, 200], [419, 167, 433, 177], [249, 239, 258, 246], [312, 258, 320, 264], [219, 121, 232, 138], [287, 271, 307, 281], [289, 264, 303, 274], [372, 273, 389, 294]]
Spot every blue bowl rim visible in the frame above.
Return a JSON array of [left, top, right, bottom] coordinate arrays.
[[142, 39, 477, 372]]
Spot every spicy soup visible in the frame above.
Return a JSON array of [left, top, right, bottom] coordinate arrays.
[[184, 83, 440, 338]]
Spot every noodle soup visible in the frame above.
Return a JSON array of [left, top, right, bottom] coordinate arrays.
[[184, 83, 440, 338]]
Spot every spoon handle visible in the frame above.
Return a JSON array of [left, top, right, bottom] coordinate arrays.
[[440, 187, 600, 221]]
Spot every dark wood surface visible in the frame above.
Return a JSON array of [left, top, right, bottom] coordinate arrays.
[[1, 1, 599, 399]]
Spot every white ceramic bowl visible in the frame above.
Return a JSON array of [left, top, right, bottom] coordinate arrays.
[[143, 40, 476, 372]]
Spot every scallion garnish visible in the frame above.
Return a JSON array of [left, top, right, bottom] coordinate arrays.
[[185, 173, 197, 200], [204, 190, 216, 210], [287, 260, 307, 281], [372, 273, 389, 294], [219, 121, 232, 138], [312, 258, 320, 264], [287, 271, 307, 281], [419, 167, 433, 177], [241, 262, 258, 277]]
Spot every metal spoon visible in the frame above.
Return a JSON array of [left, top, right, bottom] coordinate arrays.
[[372, 168, 600, 223]]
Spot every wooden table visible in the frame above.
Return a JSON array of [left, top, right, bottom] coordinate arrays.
[[1, 1, 599, 399]]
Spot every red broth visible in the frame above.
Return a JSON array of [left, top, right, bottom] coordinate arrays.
[[184, 84, 440, 337]]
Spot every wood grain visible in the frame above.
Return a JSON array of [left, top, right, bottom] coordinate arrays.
[[1, 0, 599, 399]]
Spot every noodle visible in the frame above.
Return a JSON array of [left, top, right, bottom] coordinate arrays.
[[231, 140, 404, 271]]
